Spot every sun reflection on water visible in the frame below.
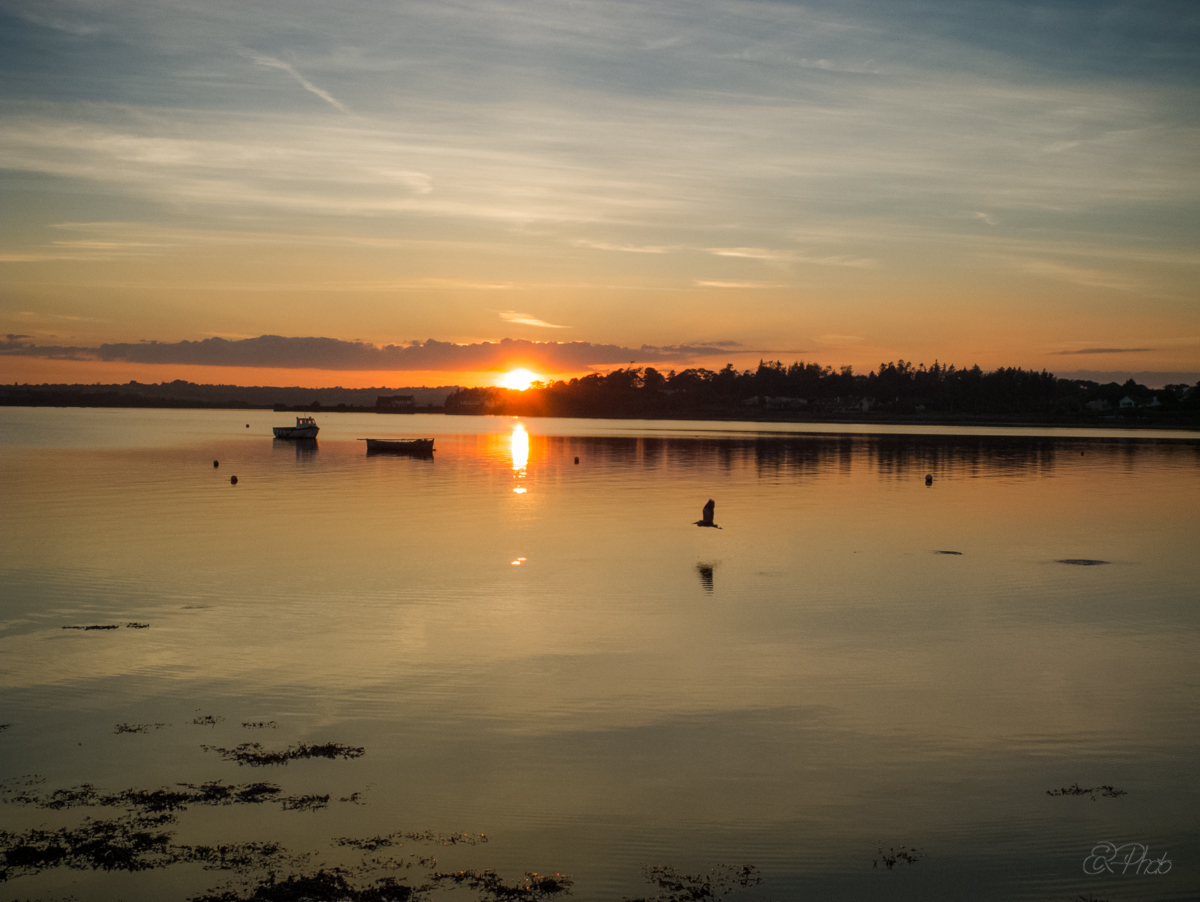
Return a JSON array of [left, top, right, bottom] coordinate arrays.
[[511, 423, 528, 492]]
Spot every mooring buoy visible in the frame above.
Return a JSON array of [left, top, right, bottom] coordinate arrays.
[[574, 457, 579, 464], [925, 474, 933, 486], [213, 460, 219, 468], [230, 475, 238, 485]]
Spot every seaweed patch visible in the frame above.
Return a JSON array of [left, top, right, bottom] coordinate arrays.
[[203, 742, 365, 767], [242, 722, 278, 730], [280, 795, 330, 813], [190, 869, 428, 902], [0, 814, 178, 881], [1046, 782, 1126, 801], [0, 815, 293, 884], [126, 623, 150, 629], [2, 778, 285, 813], [2, 781, 591, 900], [62, 625, 119, 631], [187, 841, 288, 874], [114, 723, 167, 734], [334, 832, 486, 852], [1055, 559, 1109, 566], [430, 868, 573, 900], [624, 864, 760, 901], [193, 715, 225, 727], [874, 846, 923, 870]]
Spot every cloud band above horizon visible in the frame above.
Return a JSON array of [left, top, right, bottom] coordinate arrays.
[[0, 335, 737, 372]]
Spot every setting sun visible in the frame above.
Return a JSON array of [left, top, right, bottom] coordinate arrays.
[[498, 368, 541, 391]]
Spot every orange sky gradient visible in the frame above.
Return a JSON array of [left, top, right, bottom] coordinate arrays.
[[1, 0, 1197, 388]]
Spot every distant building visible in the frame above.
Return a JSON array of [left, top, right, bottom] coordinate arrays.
[[1085, 399, 1111, 412], [1119, 395, 1136, 409], [763, 396, 808, 410], [376, 394, 416, 412]]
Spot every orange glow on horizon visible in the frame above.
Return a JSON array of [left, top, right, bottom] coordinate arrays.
[[0, 357, 586, 391]]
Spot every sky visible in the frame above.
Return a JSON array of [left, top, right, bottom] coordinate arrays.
[[1, 0, 1198, 388]]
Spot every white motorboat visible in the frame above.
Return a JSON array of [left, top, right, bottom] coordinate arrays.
[[273, 416, 319, 439]]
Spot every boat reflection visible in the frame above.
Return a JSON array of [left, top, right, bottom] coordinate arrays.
[[273, 437, 319, 460]]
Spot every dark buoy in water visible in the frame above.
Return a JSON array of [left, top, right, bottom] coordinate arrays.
[[925, 474, 933, 486], [230, 475, 238, 485], [695, 499, 719, 528], [245, 424, 250, 428], [213, 460, 219, 468], [574, 457, 579, 464]]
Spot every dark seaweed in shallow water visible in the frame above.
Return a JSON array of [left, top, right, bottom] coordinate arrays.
[[242, 721, 278, 730], [191, 869, 427, 902], [0, 813, 290, 883], [3, 780, 719, 900], [2, 777, 284, 813], [1055, 559, 1109, 566], [1046, 782, 1126, 801], [874, 846, 923, 870], [114, 723, 167, 734], [0, 814, 177, 881], [933, 550, 962, 555], [335, 832, 486, 852], [279, 794, 330, 812], [61, 624, 119, 631], [193, 715, 225, 727], [430, 868, 572, 900], [624, 865, 761, 901], [186, 841, 288, 874], [204, 742, 366, 766], [127, 622, 150, 629]]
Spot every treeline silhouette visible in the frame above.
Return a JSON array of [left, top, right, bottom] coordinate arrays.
[[447, 360, 1200, 422]]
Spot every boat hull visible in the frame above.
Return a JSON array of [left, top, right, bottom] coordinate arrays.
[[273, 426, 320, 439], [362, 438, 434, 454]]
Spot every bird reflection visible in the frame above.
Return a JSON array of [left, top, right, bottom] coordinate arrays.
[[696, 563, 714, 594], [511, 423, 528, 493]]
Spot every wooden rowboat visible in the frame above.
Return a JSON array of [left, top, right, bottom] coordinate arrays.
[[359, 438, 434, 454]]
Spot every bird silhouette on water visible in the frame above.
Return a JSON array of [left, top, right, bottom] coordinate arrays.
[[695, 499, 720, 528]]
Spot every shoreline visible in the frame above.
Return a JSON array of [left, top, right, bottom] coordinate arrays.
[[4, 399, 1199, 434]]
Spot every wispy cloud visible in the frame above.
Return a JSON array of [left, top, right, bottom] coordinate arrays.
[[694, 280, 778, 289], [708, 247, 793, 261], [249, 53, 349, 113], [707, 248, 876, 268], [572, 240, 670, 254], [1016, 260, 1141, 292], [15, 10, 101, 36], [1053, 347, 1156, 355], [499, 311, 568, 329]]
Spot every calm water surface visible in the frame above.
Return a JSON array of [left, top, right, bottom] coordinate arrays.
[[1, 408, 1198, 901]]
